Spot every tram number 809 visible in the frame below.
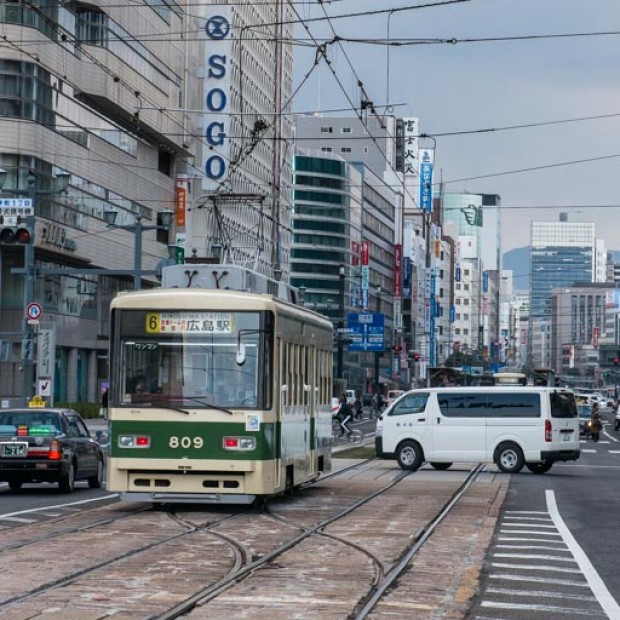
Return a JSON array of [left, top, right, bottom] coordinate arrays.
[[169, 436, 204, 449]]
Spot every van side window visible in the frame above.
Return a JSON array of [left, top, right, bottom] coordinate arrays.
[[438, 393, 488, 417], [390, 393, 429, 416], [550, 392, 577, 418], [486, 393, 540, 418]]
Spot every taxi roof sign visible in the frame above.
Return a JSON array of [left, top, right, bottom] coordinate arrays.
[[28, 395, 46, 408]]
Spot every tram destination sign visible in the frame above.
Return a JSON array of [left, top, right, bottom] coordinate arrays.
[[346, 312, 385, 352], [146, 312, 234, 334]]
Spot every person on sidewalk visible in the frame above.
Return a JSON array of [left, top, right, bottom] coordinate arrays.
[[590, 402, 602, 442]]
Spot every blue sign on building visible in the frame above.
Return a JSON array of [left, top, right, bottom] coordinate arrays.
[[347, 312, 385, 352]]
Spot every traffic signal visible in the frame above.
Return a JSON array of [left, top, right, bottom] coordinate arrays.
[[393, 344, 402, 353], [614, 357, 619, 366], [0, 222, 31, 244]]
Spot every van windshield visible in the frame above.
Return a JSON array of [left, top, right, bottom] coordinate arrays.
[[550, 391, 577, 418]]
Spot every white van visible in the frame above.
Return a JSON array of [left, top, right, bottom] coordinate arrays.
[[375, 387, 580, 474]]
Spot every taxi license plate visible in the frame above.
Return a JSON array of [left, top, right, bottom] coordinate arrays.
[[1, 442, 27, 457]]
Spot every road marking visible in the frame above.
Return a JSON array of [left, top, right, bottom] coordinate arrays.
[[491, 562, 581, 574], [581, 449, 597, 453], [547, 489, 620, 619], [503, 515, 552, 521], [609, 450, 620, 454], [500, 522, 557, 529], [0, 516, 38, 523], [499, 529, 561, 536], [481, 600, 605, 616], [486, 587, 596, 602], [496, 544, 573, 551], [0, 494, 118, 520], [489, 573, 590, 587], [493, 552, 578, 563], [497, 536, 565, 543]]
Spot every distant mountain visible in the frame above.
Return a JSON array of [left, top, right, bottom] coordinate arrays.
[[503, 247, 530, 292]]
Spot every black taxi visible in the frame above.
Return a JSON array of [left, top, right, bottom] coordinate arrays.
[[0, 407, 104, 493]]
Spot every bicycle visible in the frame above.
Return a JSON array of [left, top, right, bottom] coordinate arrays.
[[336, 428, 363, 445]]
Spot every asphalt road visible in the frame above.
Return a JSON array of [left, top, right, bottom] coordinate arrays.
[[468, 411, 620, 620]]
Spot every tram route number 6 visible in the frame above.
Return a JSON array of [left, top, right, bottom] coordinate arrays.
[[169, 436, 204, 449]]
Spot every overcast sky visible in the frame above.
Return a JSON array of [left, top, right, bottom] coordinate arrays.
[[292, 0, 620, 254]]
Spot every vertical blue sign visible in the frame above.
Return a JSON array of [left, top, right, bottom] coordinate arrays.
[[419, 149, 434, 213], [449, 305, 455, 322], [402, 256, 411, 298], [483, 271, 489, 293]]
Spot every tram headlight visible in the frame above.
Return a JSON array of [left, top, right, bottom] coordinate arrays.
[[223, 436, 256, 451], [118, 435, 151, 448]]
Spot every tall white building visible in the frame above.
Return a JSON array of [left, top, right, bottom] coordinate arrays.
[[187, 1, 294, 278]]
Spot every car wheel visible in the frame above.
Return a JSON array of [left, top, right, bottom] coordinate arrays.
[[615, 421, 620, 431], [430, 462, 452, 471], [396, 440, 424, 471], [59, 461, 76, 493], [494, 442, 524, 474], [88, 458, 104, 489], [526, 461, 553, 474], [8, 481, 22, 491]]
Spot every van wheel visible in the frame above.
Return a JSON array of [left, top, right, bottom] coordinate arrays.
[[526, 461, 553, 474], [8, 481, 22, 491], [494, 442, 524, 474], [396, 440, 424, 471], [430, 462, 452, 471], [615, 420, 620, 431]]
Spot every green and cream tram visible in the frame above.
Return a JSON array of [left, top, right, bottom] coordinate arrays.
[[106, 287, 334, 504]]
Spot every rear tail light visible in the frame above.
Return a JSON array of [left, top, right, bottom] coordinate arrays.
[[118, 435, 151, 449], [223, 436, 256, 451], [48, 439, 62, 460], [544, 419, 552, 442]]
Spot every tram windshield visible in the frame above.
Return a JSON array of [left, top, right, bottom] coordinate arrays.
[[114, 310, 272, 409]]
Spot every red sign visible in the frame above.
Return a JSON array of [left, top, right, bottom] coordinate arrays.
[[593, 326, 599, 348], [175, 186, 186, 227], [351, 241, 360, 266], [394, 244, 402, 297], [361, 240, 369, 266], [521, 329, 527, 345]]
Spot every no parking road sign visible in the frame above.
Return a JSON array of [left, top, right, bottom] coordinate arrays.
[[26, 302, 43, 321]]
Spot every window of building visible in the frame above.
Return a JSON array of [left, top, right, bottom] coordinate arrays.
[[320, 126, 333, 133], [464, 299, 469, 305], [464, 269, 470, 276], [340, 127, 352, 134], [464, 313, 469, 320], [76, 8, 108, 46], [455, 328, 461, 335], [463, 329, 469, 335], [455, 284, 461, 291], [340, 147, 352, 153], [456, 299, 461, 305], [464, 283, 469, 291], [456, 313, 461, 320], [363, 147, 369, 154], [320, 147, 332, 153]]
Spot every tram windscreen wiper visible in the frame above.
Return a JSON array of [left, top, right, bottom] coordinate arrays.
[[183, 397, 235, 416], [131, 400, 190, 415]]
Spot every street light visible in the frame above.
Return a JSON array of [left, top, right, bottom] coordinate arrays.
[[104, 208, 173, 290], [0, 168, 71, 405]]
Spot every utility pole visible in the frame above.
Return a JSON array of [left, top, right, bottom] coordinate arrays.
[[271, 0, 284, 280], [374, 286, 382, 394], [337, 264, 345, 380]]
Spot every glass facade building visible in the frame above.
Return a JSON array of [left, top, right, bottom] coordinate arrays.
[[530, 220, 597, 319]]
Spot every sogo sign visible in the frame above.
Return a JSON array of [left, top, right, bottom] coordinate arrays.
[[202, 8, 232, 190]]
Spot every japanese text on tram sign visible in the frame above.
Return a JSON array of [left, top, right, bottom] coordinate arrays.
[[146, 312, 234, 334]]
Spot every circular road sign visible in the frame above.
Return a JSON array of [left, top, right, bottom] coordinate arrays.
[[26, 302, 43, 321]]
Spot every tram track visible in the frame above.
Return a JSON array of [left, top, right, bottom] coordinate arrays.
[[0, 460, 504, 620]]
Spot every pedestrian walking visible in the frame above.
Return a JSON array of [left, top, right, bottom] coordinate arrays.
[[353, 394, 363, 420], [100, 387, 109, 419], [590, 402, 602, 442]]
